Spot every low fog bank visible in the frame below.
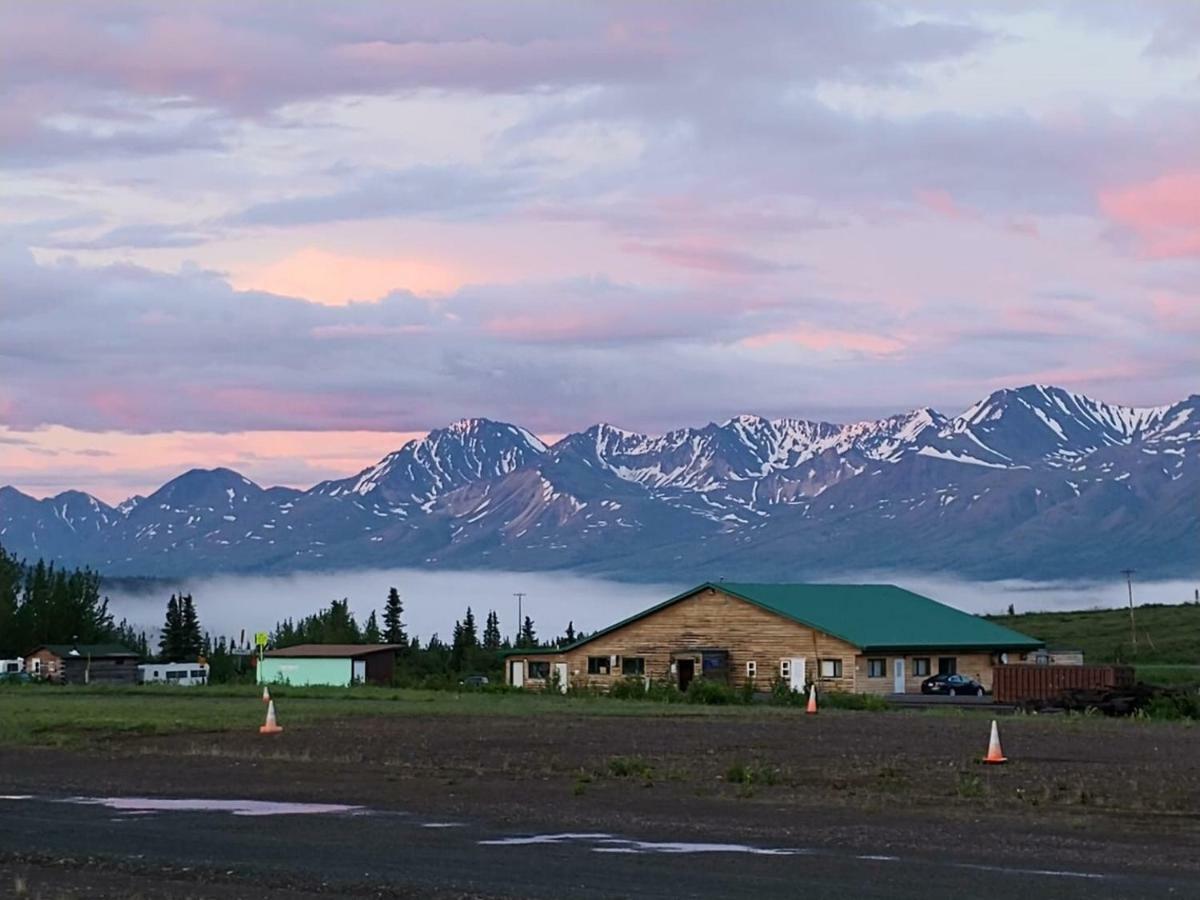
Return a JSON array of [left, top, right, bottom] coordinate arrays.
[[105, 569, 682, 646], [104, 568, 1200, 645], [832, 572, 1199, 617]]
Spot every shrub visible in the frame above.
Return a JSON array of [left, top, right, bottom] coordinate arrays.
[[725, 761, 781, 786], [684, 678, 740, 705], [607, 756, 654, 778]]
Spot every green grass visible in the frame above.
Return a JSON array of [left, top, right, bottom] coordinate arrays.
[[0, 682, 806, 748], [987, 602, 1200, 667]]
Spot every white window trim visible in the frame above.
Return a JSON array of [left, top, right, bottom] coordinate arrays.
[[779, 659, 792, 678], [746, 660, 757, 678]]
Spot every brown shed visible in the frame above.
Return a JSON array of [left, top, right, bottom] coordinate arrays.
[[25, 644, 139, 686]]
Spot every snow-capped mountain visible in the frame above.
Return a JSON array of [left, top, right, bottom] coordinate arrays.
[[1, 386, 1195, 581]]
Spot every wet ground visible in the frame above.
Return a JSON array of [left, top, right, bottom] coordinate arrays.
[[3, 710, 1199, 897]]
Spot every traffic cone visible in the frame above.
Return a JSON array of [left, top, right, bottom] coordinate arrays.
[[259, 699, 283, 735], [261, 684, 270, 703], [806, 683, 818, 715], [982, 719, 1006, 764]]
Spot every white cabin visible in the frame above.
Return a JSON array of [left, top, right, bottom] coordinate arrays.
[[138, 662, 210, 686]]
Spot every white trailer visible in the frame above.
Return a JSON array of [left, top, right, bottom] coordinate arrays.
[[0, 658, 24, 675], [138, 662, 210, 686]]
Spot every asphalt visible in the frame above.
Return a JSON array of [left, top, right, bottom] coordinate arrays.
[[0, 794, 1191, 899]]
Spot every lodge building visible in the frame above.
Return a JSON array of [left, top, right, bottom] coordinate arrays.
[[504, 582, 1042, 695]]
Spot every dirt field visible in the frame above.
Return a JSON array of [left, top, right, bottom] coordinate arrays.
[[4, 707, 1200, 897]]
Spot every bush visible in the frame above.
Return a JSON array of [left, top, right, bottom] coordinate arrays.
[[1142, 692, 1200, 721], [684, 677, 741, 705]]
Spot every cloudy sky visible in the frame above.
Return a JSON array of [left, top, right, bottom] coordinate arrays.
[[3, 1, 1198, 503]]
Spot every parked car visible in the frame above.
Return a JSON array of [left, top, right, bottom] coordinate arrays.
[[921, 673, 987, 696], [459, 674, 490, 688]]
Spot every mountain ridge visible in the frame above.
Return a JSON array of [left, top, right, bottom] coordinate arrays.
[[1, 386, 1196, 581]]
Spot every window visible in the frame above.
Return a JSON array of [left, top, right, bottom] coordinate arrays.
[[166, 670, 184, 680], [587, 656, 611, 675], [913, 658, 930, 676], [819, 659, 843, 679], [779, 659, 792, 679], [621, 657, 645, 676], [190, 670, 206, 679], [938, 657, 957, 676], [528, 661, 550, 679], [867, 658, 886, 678], [746, 660, 757, 679]]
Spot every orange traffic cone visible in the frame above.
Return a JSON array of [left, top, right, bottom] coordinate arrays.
[[261, 684, 270, 703], [806, 683, 818, 715], [982, 719, 1006, 764], [259, 699, 283, 735]]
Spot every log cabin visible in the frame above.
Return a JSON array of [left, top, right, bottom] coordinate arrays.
[[503, 582, 1042, 696]]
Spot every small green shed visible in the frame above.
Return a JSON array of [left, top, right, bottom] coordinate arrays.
[[258, 644, 403, 687]]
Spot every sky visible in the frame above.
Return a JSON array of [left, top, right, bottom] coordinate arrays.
[[2, 1, 1199, 503]]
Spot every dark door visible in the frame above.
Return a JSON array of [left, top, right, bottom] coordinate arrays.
[[677, 659, 695, 693]]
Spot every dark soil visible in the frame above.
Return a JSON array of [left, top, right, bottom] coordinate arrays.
[[4, 710, 1200, 896]]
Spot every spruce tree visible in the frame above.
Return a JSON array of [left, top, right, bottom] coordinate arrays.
[[482, 610, 501, 651], [363, 610, 382, 643], [519, 615, 536, 648], [461, 607, 478, 648], [159, 594, 182, 660], [180, 594, 202, 659], [383, 587, 406, 644]]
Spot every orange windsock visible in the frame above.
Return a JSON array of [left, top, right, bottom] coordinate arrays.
[[806, 683, 818, 715], [259, 699, 283, 735], [982, 719, 1006, 764]]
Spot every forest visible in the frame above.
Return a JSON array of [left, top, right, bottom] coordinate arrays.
[[0, 543, 585, 686]]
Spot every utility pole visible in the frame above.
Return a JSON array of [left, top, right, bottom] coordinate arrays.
[[513, 592, 526, 646], [1121, 569, 1137, 655]]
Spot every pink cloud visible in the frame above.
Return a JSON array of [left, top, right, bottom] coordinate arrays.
[[739, 327, 906, 356], [1099, 171, 1200, 258], [620, 240, 798, 275], [915, 188, 974, 221], [232, 248, 462, 305]]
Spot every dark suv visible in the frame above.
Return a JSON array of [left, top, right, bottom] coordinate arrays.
[[920, 673, 986, 696]]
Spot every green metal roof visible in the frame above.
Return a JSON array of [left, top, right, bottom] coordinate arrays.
[[537, 582, 1041, 654], [33, 643, 139, 658]]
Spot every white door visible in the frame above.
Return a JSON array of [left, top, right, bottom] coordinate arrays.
[[510, 660, 525, 688], [555, 663, 569, 694], [352, 659, 366, 683], [893, 658, 906, 693], [789, 657, 806, 693]]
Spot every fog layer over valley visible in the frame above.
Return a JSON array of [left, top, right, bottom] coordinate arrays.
[[103, 569, 1200, 647]]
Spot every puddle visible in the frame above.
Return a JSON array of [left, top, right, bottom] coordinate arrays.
[[422, 822, 464, 829], [0, 795, 34, 801], [479, 833, 615, 846], [480, 833, 801, 855], [63, 797, 363, 817]]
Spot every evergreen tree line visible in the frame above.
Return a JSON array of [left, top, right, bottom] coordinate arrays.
[[0, 545, 119, 657], [269, 588, 589, 684]]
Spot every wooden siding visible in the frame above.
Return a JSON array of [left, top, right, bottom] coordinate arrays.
[[510, 586, 860, 693], [853, 651, 997, 696]]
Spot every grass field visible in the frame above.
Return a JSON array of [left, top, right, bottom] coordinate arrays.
[[0, 683, 801, 748], [987, 602, 1200, 668]]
